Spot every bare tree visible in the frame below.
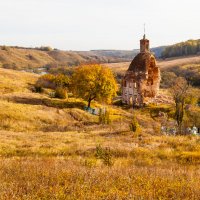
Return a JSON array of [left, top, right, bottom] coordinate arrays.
[[170, 77, 190, 134]]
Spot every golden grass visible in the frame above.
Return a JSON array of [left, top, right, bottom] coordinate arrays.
[[0, 158, 200, 200], [0, 99, 99, 132], [0, 130, 200, 199], [0, 47, 54, 69], [0, 130, 200, 163], [0, 67, 200, 199], [0, 68, 38, 94]]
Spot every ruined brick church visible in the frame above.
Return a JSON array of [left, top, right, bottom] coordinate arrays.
[[122, 35, 160, 107]]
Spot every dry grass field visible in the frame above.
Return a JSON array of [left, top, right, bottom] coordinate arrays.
[[0, 67, 200, 199], [1, 131, 200, 199]]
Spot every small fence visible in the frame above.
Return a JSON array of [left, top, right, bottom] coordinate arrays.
[[161, 126, 200, 135], [84, 106, 107, 116]]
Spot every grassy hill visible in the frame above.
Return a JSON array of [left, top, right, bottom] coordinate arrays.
[[0, 46, 108, 71], [0, 46, 138, 72], [0, 67, 200, 199], [0, 45, 165, 73]]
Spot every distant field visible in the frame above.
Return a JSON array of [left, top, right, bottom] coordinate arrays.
[[158, 55, 200, 69], [104, 55, 200, 76]]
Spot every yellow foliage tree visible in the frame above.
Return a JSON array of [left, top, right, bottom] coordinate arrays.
[[72, 64, 118, 107]]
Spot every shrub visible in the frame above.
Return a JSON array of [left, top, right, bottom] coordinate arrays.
[[113, 99, 122, 106], [36, 74, 56, 89], [39, 46, 53, 51], [2, 63, 18, 70], [99, 108, 111, 125], [26, 54, 35, 60], [54, 87, 67, 99], [1, 45, 10, 51], [130, 115, 139, 132], [34, 85, 43, 93], [95, 145, 114, 166], [160, 71, 177, 88], [177, 152, 200, 164], [83, 158, 97, 168]]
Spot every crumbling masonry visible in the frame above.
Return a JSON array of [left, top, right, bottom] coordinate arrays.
[[122, 35, 160, 107]]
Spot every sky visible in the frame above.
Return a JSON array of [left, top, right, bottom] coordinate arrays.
[[0, 0, 199, 50]]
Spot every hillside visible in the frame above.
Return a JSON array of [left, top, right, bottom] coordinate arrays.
[[1, 62, 200, 198], [0, 45, 167, 74], [161, 39, 200, 58], [1, 67, 167, 133], [0, 47, 108, 70], [0, 68, 98, 132], [0, 67, 200, 199], [0, 46, 138, 72]]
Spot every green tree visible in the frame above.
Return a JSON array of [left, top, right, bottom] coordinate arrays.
[[72, 64, 118, 108]]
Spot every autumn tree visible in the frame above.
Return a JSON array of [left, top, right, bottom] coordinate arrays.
[[72, 64, 117, 108], [170, 77, 190, 134]]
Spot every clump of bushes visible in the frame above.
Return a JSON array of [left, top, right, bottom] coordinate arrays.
[[35, 74, 70, 99], [36, 74, 70, 90], [55, 87, 67, 99]]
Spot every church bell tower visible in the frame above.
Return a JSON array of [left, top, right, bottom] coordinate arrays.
[[140, 24, 149, 53], [140, 34, 149, 53]]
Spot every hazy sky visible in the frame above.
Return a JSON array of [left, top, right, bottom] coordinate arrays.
[[0, 0, 199, 50]]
